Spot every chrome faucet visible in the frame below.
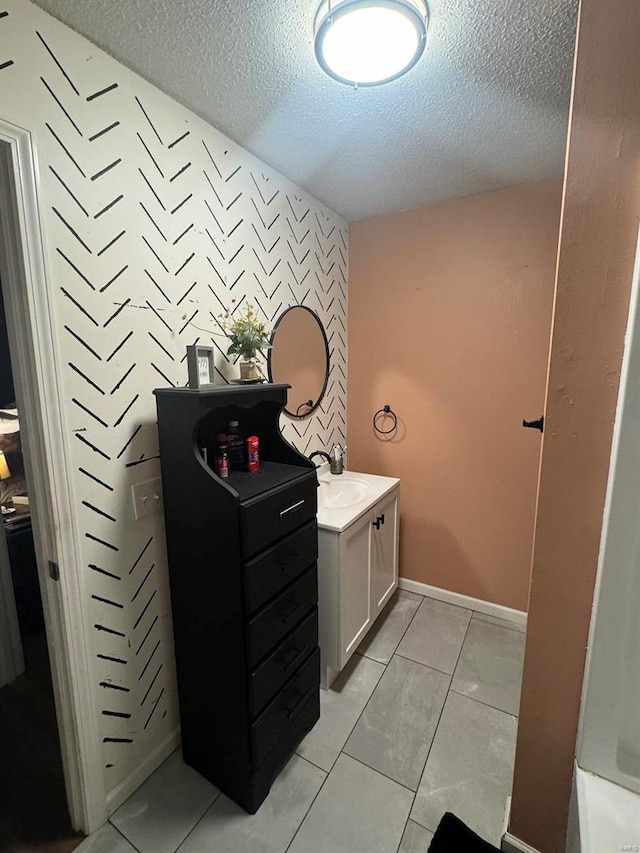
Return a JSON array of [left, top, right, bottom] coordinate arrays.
[[330, 443, 345, 475], [309, 450, 331, 467], [309, 446, 346, 474]]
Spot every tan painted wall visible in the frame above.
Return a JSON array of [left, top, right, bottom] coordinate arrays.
[[510, 0, 640, 849], [348, 180, 561, 612]]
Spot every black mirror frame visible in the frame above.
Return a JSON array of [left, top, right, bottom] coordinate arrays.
[[267, 305, 330, 419]]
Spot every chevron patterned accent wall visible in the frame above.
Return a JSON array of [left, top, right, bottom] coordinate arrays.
[[0, 1, 347, 800]]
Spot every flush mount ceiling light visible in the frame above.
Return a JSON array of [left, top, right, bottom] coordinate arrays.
[[314, 0, 428, 87]]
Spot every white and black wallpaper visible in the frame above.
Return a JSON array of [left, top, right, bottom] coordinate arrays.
[[0, 0, 347, 800]]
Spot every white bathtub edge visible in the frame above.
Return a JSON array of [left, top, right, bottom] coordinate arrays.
[[573, 763, 640, 853]]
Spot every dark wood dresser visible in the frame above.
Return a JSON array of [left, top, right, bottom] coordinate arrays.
[[154, 383, 320, 812]]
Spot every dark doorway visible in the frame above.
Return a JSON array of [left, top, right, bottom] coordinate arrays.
[[0, 275, 81, 853]]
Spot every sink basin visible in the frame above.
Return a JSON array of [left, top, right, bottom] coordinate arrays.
[[317, 475, 373, 510]]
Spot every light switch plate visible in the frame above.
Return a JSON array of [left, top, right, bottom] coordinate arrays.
[[131, 477, 163, 520]]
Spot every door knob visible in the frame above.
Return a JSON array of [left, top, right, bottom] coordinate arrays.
[[522, 416, 544, 433]]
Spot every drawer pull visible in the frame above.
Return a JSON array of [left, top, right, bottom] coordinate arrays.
[[281, 644, 308, 673], [280, 499, 305, 517], [285, 690, 308, 720], [278, 601, 300, 622]]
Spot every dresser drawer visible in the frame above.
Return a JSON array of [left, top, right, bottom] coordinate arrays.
[[245, 567, 317, 667], [250, 648, 320, 765], [240, 476, 317, 559], [248, 608, 318, 717], [243, 521, 318, 614]]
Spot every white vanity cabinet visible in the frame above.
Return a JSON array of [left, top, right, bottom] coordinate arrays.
[[317, 473, 399, 689]]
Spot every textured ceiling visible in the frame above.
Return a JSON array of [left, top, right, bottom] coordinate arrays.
[[31, 0, 578, 220]]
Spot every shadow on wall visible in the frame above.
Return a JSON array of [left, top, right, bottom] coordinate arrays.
[[398, 513, 489, 600]]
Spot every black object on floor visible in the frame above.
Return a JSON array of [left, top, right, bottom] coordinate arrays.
[[428, 812, 502, 852]]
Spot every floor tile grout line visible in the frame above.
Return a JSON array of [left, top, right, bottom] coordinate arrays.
[[282, 756, 332, 853], [331, 591, 464, 841], [333, 653, 388, 774], [107, 820, 143, 852], [287, 649, 395, 853], [293, 750, 330, 774], [343, 649, 454, 795], [336, 595, 445, 853], [448, 611, 474, 683], [405, 609, 475, 831], [340, 740, 423, 795], [388, 591, 425, 654], [357, 589, 424, 664], [325, 650, 387, 749], [409, 810, 440, 835], [388, 650, 456, 680], [407, 600, 523, 844], [471, 611, 526, 635], [339, 752, 416, 796], [294, 633, 410, 848], [172, 788, 222, 853], [449, 685, 520, 719], [344, 749, 421, 853], [393, 650, 455, 677]]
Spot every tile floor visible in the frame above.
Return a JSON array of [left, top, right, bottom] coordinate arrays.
[[77, 591, 526, 853]]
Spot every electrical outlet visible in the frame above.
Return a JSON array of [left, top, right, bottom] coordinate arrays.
[[131, 477, 163, 521]]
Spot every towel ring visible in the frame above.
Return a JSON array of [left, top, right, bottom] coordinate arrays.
[[373, 405, 398, 435]]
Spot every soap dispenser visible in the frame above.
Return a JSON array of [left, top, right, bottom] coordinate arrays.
[[330, 443, 344, 475]]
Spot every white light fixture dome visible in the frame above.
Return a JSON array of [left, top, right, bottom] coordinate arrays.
[[314, 0, 428, 87]]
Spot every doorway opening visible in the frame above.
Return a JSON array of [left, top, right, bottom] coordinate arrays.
[[0, 274, 82, 851], [0, 120, 107, 845]]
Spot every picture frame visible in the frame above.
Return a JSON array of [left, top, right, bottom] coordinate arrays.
[[186, 345, 215, 389]]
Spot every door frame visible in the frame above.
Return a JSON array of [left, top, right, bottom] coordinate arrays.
[[0, 117, 107, 833]]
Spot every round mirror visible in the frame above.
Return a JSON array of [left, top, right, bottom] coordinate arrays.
[[268, 306, 330, 418]]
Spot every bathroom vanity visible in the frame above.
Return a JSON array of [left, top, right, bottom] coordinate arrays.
[[316, 468, 400, 688], [154, 383, 320, 813]]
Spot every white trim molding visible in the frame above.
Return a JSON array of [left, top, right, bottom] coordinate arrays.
[[501, 832, 542, 853], [398, 577, 527, 628], [0, 118, 107, 833]]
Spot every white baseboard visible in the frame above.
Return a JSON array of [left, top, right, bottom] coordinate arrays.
[[501, 832, 542, 853], [106, 726, 181, 815], [398, 578, 527, 628]]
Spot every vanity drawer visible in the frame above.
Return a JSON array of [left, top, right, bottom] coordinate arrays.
[[240, 476, 317, 559], [245, 567, 317, 667], [248, 608, 318, 717], [243, 521, 318, 614], [250, 647, 320, 765]]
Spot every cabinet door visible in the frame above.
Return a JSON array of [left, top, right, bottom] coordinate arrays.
[[371, 490, 399, 616], [338, 515, 372, 669]]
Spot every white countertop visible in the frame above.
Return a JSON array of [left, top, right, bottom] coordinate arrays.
[[315, 465, 400, 533]]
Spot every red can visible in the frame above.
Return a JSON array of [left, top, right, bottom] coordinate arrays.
[[246, 435, 259, 473]]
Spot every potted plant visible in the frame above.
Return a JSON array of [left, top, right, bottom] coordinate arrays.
[[221, 302, 271, 381]]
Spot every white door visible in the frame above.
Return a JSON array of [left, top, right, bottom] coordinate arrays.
[[339, 515, 372, 668], [0, 121, 106, 832], [371, 491, 399, 615], [577, 226, 640, 794]]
